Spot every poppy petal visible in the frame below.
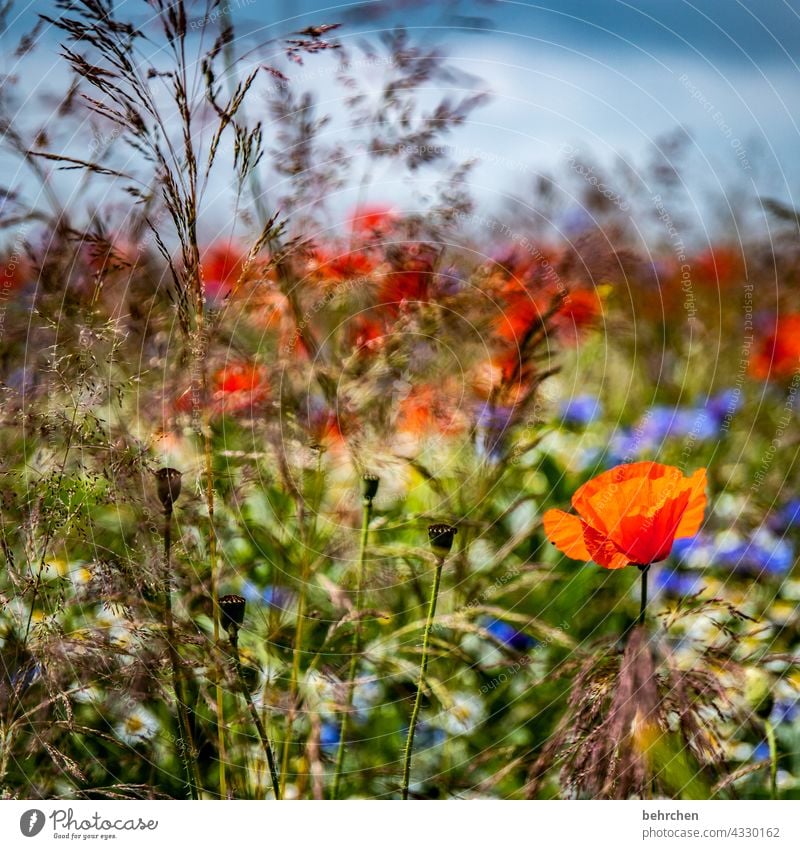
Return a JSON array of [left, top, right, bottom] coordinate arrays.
[[613, 487, 690, 564], [542, 510, 592, 561], [572, 461, 679, 534], [675, 467, 708, 539], [582, 523, 631, 569], [542, 509, 591, 561]]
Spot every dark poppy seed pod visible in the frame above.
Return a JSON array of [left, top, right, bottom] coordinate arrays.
[[362, 473, 380, 502], [428, 524, 457, 555], [219, 594, 246, 635], [155, 467, 182, 513]]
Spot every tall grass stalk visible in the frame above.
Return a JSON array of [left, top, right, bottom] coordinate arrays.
[[162, 500, 202, 798], [201, 376, 228, 798], [331, 476, 378, 798], [280, 571, 307, 797]]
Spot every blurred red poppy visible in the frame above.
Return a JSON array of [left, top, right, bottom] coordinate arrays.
[[212, 362, 269, 414], [308, 406, 346, 449], [306, 245, 376, 283], [349, 204, 396, 235], [554, 288, 602, 343], [750, 314, 800, 381], [202, 242, 246, 302], [1, 254, 30, 294], [350, 317, 385, 353], [692, 246, 742, 288], [495, 285, 600, 346], [396, 384, 464, 436], [174, 362, 268, 417]]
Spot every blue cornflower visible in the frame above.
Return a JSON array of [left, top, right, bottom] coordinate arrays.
[[559, 394, 602, 427], [242, 581, 293, 610], [610, 390, 740, 460], [716, 530, 793, 577], [481, 617, 536, 652], [644, 406, 716, 442], [705, 389, 741, 427], [771, 698, 800, 725], [607, 427, 642, 463], [768, 499, 800, 533], [671, 533, 715, 568], [413, 722, 447, 750], [654, 568, 704, 598], [10, 661, 42, 691], [320, 722, 340, 753], [475, 403, 515, 462]]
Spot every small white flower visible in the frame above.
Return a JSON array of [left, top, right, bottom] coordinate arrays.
[[73, 684, 103, 705], [115, 706, 158, 746], [434, 692, 486, 736]]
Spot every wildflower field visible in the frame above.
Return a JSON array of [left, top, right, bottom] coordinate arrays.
[[1, 0, 800, 802]]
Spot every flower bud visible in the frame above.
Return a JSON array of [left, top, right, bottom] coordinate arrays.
[[744, 667, 774, 719], [362, 473, 379, 502], [155, 467, 182, 512], [219, 594, 246, 635], [428, 524, 457, 555]]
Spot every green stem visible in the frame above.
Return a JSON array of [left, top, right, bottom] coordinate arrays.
[[202, 414, 228, 800], [638, 564, 649, 626], [230, 632, 281, 799], [331, 498, 373, 799], [401, 555, 445, 800], [280, 568, 307, 796], [22, 399, 82, 651], [765, 719, 778, 799], [163, 512, 202, 799]]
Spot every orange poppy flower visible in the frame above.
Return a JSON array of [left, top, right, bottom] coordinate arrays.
[[750, 314, 800, 381], [543, 462, 707, 569]]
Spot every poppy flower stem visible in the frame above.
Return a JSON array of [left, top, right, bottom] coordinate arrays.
[[228, 629, 282, 799], [162, 510, 202, 799], [331, 494, 373, 799], [638, 564, 650, 626], [280, 538, 310, 796], [401, 554, 445, 800], [764, 719, 778, 799]]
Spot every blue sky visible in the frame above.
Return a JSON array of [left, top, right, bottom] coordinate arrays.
[[3, 1, 800, 238]]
